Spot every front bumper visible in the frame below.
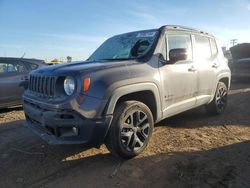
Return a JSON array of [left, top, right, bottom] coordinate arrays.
[[23, 100, 112, 146]]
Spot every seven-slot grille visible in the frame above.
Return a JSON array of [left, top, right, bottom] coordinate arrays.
[[29, 75, 56, 97]]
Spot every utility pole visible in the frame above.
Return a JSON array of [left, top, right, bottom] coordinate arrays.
[[230, 39, 238, 46]]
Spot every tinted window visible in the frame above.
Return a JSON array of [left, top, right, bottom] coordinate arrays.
[[0, 62, 26, 74], [167, 34, 192, 60], [210, 38, 218, 56], [195, 35, 211, 59]]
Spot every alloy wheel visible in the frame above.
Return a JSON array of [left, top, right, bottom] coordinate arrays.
[[120, 110, 150, 152], [215, 86, 227, 112]]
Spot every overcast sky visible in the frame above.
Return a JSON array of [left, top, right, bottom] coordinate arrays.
[[0, 0, 250, 61]]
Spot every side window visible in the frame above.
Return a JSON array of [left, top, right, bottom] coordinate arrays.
[[167, 34, 193, 60], [16, 62, 27, 72], [210, 38, 218, 56], [0, 62, 26, 74], [28, 63, 39, 70], [0, 63, 7, 73], [194, 35, 211, 60]]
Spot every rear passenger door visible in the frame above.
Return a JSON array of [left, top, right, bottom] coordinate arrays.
[[0, 60, 29, 107], [160, 32, 198, 117], [193, 35, 218, 105]]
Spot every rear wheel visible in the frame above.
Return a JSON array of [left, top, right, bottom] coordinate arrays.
[[206, 82, 228, 115], [105, 101, 154, 159]]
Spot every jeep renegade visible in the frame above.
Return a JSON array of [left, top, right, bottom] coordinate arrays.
[[23, 25, 231, 159]]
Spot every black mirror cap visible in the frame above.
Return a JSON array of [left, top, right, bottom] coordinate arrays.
[[169, 48, 188, 63]]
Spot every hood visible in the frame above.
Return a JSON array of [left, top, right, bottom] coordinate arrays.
[[33, 60, 136, 75]]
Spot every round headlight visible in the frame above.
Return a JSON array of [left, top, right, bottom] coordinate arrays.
[[64, 76, 75, 96]]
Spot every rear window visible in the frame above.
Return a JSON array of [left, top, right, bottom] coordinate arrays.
[[210, 38, 218, 56], [194, 35, 211, 60]]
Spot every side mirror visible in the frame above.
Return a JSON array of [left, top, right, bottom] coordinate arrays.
[[169, 48, 188, 63]]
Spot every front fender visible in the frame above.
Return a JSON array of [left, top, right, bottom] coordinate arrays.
[[105, 83, 162, 121]]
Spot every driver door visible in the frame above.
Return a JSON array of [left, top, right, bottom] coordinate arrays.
[[159, 32, 198, 118]]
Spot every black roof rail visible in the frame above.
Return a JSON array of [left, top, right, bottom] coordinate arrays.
[[161, 25, 212, 36]]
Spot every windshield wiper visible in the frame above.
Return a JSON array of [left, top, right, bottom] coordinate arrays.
[[99, 58, 135, 61]]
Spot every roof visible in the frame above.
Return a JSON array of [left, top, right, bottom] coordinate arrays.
[[160, 25, 214, 37], [0, 57, 44, 64]]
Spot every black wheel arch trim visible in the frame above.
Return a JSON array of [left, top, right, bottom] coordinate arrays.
[[104, 83, 162, 122]]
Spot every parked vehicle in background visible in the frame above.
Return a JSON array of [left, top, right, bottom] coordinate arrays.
[[230, 43, 250, 80], [230, 58, 250, 80], [23, 25, 231, 159], [0, 57, 46, 109]]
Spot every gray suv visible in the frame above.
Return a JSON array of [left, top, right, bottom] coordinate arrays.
[[23, 25, 231, 158]]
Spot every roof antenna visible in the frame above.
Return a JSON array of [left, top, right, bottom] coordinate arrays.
[[21, 52, 26, 58]]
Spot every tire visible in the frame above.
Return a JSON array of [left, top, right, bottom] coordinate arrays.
[[105, 100, 154, 159], [206, 82, 228, 115]]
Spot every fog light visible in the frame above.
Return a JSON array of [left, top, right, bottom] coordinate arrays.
[[72, 127, 79, 135]]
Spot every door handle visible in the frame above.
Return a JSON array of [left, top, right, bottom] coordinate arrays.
[[188, 66, 197, 72]]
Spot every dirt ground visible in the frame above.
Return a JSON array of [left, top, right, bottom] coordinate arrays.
[[0, 81, 250, 188]]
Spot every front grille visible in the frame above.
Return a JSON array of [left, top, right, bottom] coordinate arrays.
[[29, 75, 56, 97]]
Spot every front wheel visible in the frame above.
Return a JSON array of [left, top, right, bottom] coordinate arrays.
[[105, 101, 154, 159], [206, 82, 228, 115]]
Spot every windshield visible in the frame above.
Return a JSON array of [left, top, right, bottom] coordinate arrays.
[[88, 30, 159, 61]]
